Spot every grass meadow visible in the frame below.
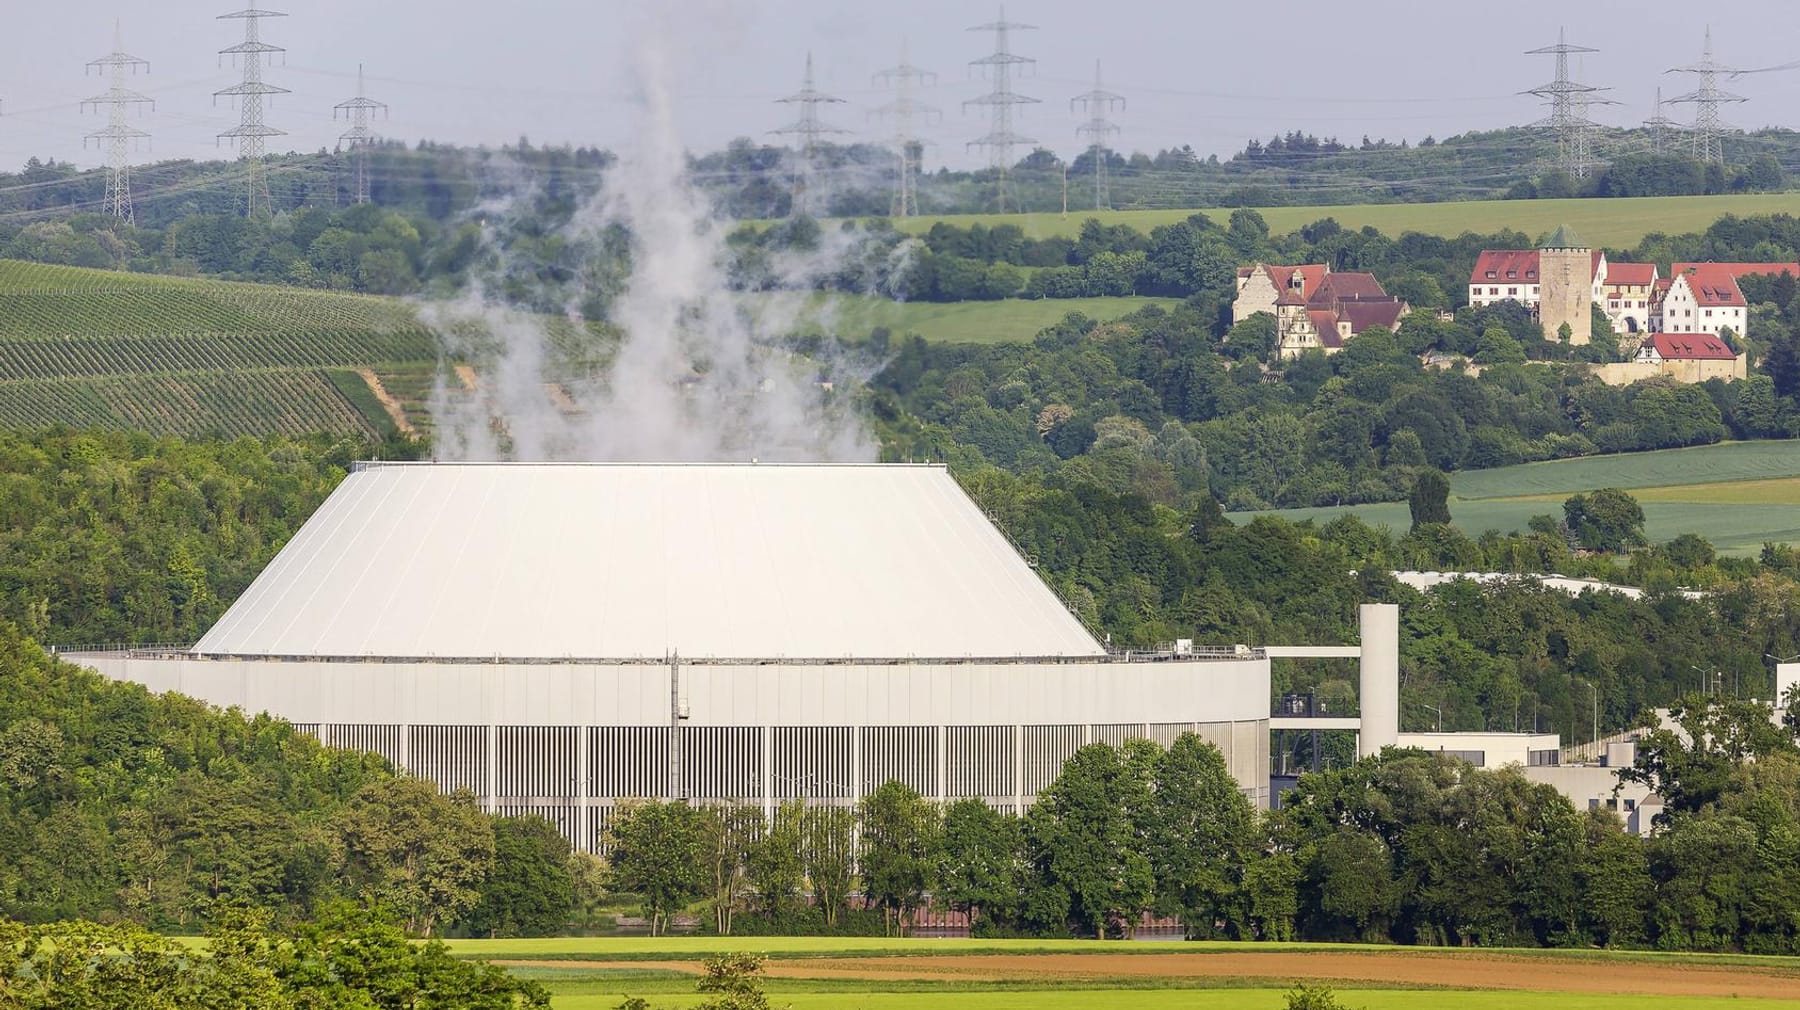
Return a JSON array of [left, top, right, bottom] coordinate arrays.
[[1253, 440, 1800, 554], [746, 292, 1179, 345], [884, 193, 1800, 249]]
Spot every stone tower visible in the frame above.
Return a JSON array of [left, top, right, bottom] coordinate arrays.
[[1538, 225, 1592, 346]]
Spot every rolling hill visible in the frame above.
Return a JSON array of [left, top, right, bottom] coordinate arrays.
[[0, 260, 438, 438]]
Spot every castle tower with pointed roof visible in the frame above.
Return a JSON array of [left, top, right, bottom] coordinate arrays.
[[1539, 226, 1592, 346]]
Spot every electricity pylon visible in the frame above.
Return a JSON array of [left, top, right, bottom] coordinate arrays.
[[1071, 60, 1124, 210], [335, 64, 388, 205], [1644, 87, 1682, 155], [1666, 27, 1749, 164], [82, 21, 154, 225], [872, 42, 939, 218], [965, 6, 1039, 213], [215, 7, 289, 217], [1524, 29, 1613, 179], [771, 53, 847, 217]]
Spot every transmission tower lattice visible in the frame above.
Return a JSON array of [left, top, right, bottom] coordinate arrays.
[[1072, 60, 1124, 210], [215, 7, 289, 217], [1524, 29, 1613, 180], [965, 6, 1039, 213], [335, 65, 388, 205], [871, 42, 939, 218], [82, 22, 154, 226], [1666, 28, 1749, 165], [1644, 87, 1682, 155], [771, 53, 847, 217]]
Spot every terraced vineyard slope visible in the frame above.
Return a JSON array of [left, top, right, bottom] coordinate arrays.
[[0, 260, 439, 437]]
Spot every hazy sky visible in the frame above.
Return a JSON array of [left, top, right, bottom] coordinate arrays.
[[3, 0, 1798, 174]]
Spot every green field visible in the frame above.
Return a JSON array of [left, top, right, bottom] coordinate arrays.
[[886, 193, 1800, 249], [759, 292, 1179, 345], [1253, 441, 1800, 554], [449, 937, 1800, 1010]]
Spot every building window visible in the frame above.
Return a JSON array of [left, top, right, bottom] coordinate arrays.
[[1705, 309, 1713, 317], [1489, 287, 1499, 296], [1485, 271, 1497, 279], [1508, 288, 1518, 296], [1528, 749, 1559, 767], [1588, 798, 1600, 810], [1624, 799, 1637, 811], [1438, 749, 1487, 767]]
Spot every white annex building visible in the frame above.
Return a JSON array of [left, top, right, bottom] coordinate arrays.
[[76, 462, 1425, 850]]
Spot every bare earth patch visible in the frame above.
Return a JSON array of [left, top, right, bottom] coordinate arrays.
[[498, 950, 1800, 999]]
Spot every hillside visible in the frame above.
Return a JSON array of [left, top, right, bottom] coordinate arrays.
[[887, 192, 1800, 249], [0, 260, 437, 438]]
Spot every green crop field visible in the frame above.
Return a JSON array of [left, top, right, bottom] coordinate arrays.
[[750, 292, 1179, 345], [1450, 441, 1800, 500], [450, 937, 1800, 1010], [885, 193, 1800, 249], [1252, 441, 1800, 554], [0, 259, 438, 437]]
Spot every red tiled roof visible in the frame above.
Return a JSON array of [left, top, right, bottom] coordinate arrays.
[[1470, 249, 1604, 285], [1647, 332, 1736, 360], [1339, 300, 1406, 334], [1672, 269, 1747, 308], [1605, 262, 1657, 285], [1250, 263, 1330, 304], [1672, 262, 1800, 280], [1308, 310, 1341, 347], [1313, 271, 1388, 303], [1471, 250, 1538, 284]]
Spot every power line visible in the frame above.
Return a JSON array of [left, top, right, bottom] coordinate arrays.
[[82, 21, 154, 225], [770, 52, 847, 217], [1523, 29, 1612, 179], [964, 5, 1039, 212], [1071, 60, 1124, 210], [335, 64, 388, 205], [871, 41, 939, 219], [215, 7, 289, 217]]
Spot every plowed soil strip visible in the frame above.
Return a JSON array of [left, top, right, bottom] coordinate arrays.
[[498, 951, 1800, 999]]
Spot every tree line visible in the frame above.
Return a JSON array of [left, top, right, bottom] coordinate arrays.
[[5, 123, 1797, 231], [600, 692, 1800, 951]]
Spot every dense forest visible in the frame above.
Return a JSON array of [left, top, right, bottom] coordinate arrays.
[[0, 620, 594, 939], [868, 296, 1800, 513]]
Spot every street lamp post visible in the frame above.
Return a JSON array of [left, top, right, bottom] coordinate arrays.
[[1422, 703, 1442, 733], [1589, 680, 1599, 749]]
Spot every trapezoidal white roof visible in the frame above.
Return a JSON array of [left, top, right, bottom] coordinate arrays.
[[193, 462, 1105, 660]]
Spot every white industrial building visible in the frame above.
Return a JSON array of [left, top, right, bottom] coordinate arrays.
[[76, 460, 1650, 851], [75, 462, 1419, 850]]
